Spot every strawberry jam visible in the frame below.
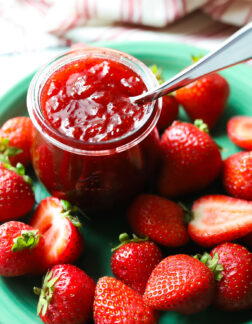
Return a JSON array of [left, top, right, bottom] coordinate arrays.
[[28, 48, 161, 212], [41, 57, 148, 143]]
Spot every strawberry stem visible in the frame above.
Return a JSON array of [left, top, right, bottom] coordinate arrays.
[[12, 230, 40, 252], [194, 252, 224, 281], [111, 233, 149, 253]]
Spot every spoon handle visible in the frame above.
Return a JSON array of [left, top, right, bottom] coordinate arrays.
[[134, 22, 252, 104]]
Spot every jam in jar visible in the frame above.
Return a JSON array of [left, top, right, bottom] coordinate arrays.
[[27, 48, 161, 212]]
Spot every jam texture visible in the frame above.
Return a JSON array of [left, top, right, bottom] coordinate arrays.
[[41, 57, 148, 143]]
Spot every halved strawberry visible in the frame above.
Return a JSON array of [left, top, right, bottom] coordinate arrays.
[[227, 116, 252, 150], [188, 195, 252, 247], [29, 197, 84, 273]]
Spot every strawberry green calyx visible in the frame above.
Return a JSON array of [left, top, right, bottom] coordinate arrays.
[[34, 270, 59, 316], [60, 199, 82, 228], [191, 54, 204, 63], [3, 162, 32, 185], [12, 230, 40, 252], [111, 233, 149, 253], [194, 119, 223, 150], [0, 138, 22, 163], [194, 252, 224, 281], [150, 65, 164, 84], [194, 119, 209, 133]]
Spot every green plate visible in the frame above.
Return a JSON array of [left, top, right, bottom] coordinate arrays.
[[0, 41, 251, 324]]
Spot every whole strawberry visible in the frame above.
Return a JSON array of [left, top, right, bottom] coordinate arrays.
[[158, 120, 222, 197], [0, 221, 44, 277], [188, 195, 252, 247], [222, 151, 252, 201], [94, 276, 158, 323], [30, 197, 84, 273], [175, 72, 229, 129], [34, 264, 95, 324], [210, 243, 252, 311], [0, 116, 34, 166], [227, 115, 252, 150], [143, 254, 215, 314], [111, 233, 163, 295], [128, 194, 189, 247], [0, 162, 35, 222]]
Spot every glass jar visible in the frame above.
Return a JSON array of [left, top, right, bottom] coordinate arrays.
[[27, 47, 162, 212]]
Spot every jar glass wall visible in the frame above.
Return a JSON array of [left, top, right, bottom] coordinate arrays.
[[27, 47, 162, 212]]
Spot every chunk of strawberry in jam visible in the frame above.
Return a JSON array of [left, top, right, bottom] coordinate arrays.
[[40, 58, 148, 143]]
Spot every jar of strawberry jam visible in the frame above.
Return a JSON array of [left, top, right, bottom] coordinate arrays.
[[27, 48, 162, 212]]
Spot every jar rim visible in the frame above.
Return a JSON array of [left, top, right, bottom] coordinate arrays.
[[27, 47, 161, 156]]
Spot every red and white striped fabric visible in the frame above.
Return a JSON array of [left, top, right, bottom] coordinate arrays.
[[0, 0, 251, 53]]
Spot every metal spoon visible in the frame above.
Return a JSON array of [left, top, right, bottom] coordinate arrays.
[[132, 22, 252, 105]]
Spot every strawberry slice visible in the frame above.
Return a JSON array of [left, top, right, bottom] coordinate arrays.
[[188, 195, 252, 247], [30, 197, 84, 273], [227, 116, 252, 150]]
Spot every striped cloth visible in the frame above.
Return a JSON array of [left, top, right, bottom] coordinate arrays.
[[0, 0, 251, 97], [0, 0, 252, 54]]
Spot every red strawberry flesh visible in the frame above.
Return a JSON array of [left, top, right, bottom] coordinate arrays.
[[30, 197, 84, 270], [227, 116, 252, 150], [189, 195, 252, 247]]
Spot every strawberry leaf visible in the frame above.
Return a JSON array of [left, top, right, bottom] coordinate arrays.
[[191, 54, 204, 63], [60, 200, 82, 228], [194, 252, 224, 281], [0, 137, 22, 159], [149, 64, 164, 85], [35, 270, 59, 317], [2, 162, 33, 185], [12, 230, 40, 252], [65, 215, 82, 228], [111, 233, 149, 252], [61, 199, 79, 213]]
